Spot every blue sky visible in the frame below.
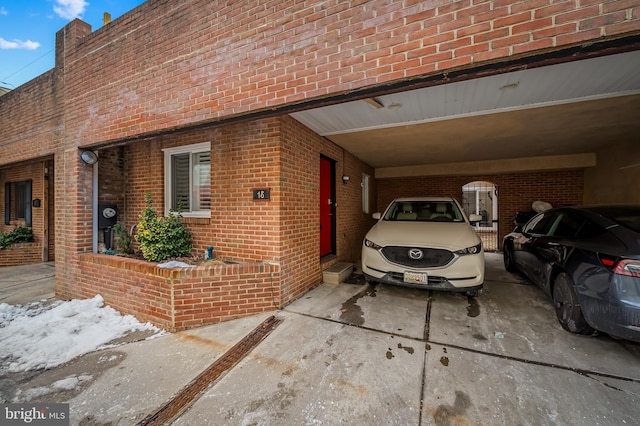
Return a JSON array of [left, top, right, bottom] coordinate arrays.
[[0, 0, 146, 88]]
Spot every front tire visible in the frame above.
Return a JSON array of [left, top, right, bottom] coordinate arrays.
[[552, 273, 594, 335], [503, 243, 517, 272]]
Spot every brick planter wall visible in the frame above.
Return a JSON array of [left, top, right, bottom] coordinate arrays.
[[72, 254, 281, 331], [0, 242, 42, 267]]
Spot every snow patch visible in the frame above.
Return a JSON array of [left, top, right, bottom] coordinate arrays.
[[12, 374, 93, 402], [0, 295, 164, 373], [157, 261, 193, 268]]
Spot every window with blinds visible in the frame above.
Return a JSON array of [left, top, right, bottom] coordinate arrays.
[[192, 152, 211, 211], [163, 142, 211, 218], [4, 179, 32, 226]]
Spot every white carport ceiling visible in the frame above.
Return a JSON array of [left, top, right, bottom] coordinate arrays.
[[290, 50, 640, 170]]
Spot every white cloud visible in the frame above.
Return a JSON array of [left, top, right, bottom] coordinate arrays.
[[53, 0, 89, 20], [0, 7, 8, 16], [0, 37, 40, 50]]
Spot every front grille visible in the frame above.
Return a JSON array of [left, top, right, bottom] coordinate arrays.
[[381, 246, 454, 268]]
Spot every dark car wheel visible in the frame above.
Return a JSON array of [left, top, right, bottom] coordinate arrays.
[[552, 273, 594, 335], [503, 243, 517, 272]]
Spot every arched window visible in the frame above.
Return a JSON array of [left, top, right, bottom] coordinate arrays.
[[462, 181, 497, 251]]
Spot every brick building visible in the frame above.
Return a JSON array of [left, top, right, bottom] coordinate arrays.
[[1, 0, 639, 330]]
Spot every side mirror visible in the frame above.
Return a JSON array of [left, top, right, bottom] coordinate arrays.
[[468, 213, 482, 223], [372, 212, 381, 220]]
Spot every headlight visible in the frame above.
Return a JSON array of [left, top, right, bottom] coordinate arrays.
[[455, 243, 482, 255], [364, 238, 382, 250]]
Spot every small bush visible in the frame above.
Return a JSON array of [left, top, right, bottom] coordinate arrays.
[[0, 226, 35, 249], [134, 192, 192, 262], [113, 222, 133, 254]]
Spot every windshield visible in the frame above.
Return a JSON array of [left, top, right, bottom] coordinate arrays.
[[382, 200, 465, 222]]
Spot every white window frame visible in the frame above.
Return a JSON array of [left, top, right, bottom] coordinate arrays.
[[162, 142, 211, 218], [362, 173, 370, 214]]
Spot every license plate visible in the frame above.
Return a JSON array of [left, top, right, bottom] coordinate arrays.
[[404, 271, 427, 284]]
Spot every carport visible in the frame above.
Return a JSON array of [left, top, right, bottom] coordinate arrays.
[[290, 44, 640, 251]]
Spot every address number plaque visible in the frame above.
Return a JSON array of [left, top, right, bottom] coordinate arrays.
[[252, 189, 270, 201]]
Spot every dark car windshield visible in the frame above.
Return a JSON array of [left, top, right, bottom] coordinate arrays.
[[383, 201, 465, 222], [589, 206, 640, 233]]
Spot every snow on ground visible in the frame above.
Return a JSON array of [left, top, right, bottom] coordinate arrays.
[[13, 374, 94, 402], [0, 295, 164, 373]]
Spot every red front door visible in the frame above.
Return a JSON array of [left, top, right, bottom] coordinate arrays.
[[320, 157, 335, 257]]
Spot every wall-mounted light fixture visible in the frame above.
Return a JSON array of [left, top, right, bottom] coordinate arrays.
[[80, 150, 98, 165], [342, 175, 350, 185]]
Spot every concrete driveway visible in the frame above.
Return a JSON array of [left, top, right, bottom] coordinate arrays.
[[0, 262, 55, 305], [2, 254, 640, 425]]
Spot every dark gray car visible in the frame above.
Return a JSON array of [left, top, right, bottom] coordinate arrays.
[[503, 205, 640, 342]]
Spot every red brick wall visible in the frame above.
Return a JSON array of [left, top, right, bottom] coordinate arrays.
[[0, 243, 43, 267], [4, 2, 638, 170], [0, 71, 61, 165], [95, 116, 374, 309], [208, 119, 282, 262], [337, 149, 378, 264], [117, 120, 283, 262], [55, 0, 640, 146], [73, 254, 281, 331], [53, 150, 95, 297], [97, 148, 126, 208], [279, 116, 376, 303], [377, 170, 585, 249]]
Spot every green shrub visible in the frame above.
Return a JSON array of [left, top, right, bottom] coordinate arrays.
[[113, 222, 133, 254], [0, 226, 35, 249], [134, 192, 192, 262]]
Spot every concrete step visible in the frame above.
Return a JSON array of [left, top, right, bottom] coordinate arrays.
[[322, 262, 353, 285]]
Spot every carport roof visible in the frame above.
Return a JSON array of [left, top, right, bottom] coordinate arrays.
[[290, 50, 640, 173]]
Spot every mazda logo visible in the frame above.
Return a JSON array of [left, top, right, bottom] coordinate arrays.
[[408, 249, 423, 260]]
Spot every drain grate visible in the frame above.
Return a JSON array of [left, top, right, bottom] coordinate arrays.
[[137, 315, 282, 425]]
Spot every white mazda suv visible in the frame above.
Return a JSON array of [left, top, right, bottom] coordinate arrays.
[[361, 197, 485, 296]]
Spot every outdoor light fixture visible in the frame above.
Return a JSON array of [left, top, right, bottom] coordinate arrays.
[[499, 82, 519, 91], [80, 150, 98, 165], [363, 98, 384, 109], [342, 175, 350, 184]]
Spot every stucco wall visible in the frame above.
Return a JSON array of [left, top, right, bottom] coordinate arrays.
[[584, 139, 640, 205]]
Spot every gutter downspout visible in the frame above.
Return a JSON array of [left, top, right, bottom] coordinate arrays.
[[92, 161, 98, 253]]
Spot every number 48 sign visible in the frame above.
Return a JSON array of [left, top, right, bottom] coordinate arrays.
[[252, 189, 270, 201]]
